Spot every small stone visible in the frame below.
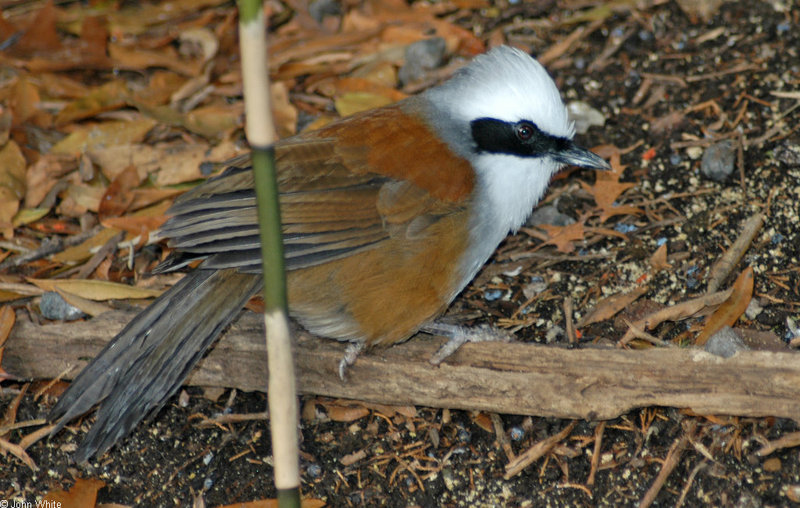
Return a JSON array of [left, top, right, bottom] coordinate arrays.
[[545, 325, 564, 343], [483, 289, 504, 301], [522, 278, 547, 300], [40, 291, 85, 321], [745, 299, 763, 320], [686, 146, 703, 160], [527, 205, 575, 227], [398, 38, 446, 85], [566, 101, 606, 134], [763, 457, 781, 472], [308, 0, 341, 24], [701, 140, 736, 182], [614, 223, 637, 234], [704, 326, 749, 358], [306, 464, 322, 478]]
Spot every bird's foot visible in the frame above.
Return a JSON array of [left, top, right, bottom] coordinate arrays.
[[338, 342, 365, 380], [423, 322, 513, 365]]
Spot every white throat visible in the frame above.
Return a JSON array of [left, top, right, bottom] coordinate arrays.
[[458, 153, 561, 283]]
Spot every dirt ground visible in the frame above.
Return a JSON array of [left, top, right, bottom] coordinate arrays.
[[2, 0, 800, 506]]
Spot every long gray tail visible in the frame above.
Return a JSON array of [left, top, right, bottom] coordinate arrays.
[[48, 268, 262, 462]]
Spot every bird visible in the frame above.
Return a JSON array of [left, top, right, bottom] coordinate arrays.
[[48, 45, 610, 461]]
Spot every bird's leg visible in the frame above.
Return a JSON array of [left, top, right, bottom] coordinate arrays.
[[422, 322, 514, 365], [338, 341, 365, 380]]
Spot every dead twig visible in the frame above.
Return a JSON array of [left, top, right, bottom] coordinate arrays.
[[675, 459, 708, 508], [685, 63, 760, 82], [564, 297, 577, 344], [197, 411, 270, 427], [618, 290, 732, 346], [491, 412, 515, 461], [755, 431, 800, 457], [639, 421, 696, 508], [707, 213, 765, 293], [621, 318, 676, 348], [504, 421, 577, 479], [0, 225, 104, 271], [587, 421, 606, 486]]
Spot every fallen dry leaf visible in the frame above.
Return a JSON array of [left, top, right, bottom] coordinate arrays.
[[320, 400, 370, 422], [109, 43, 202, 77], [51, 227, 122, 264], [649, 243, 672, 271], [0, 305, 15, 348], [27, 278, 163, 301], [59, 183, 106, 217], [0, 140, 27, 238], [55, 287, 113, 317], [50, 118, 158, 156], [618, 289, 733, 345], [0, 437, 38, 472], [99, 165, 143, 218], [101, 214, 168, 238], [217, 498, 326, 508], [527, 222, 586, 254], [695, 266, 754, 346], [182, 102, 243, 139], [579, 284, 649, 327], [581, 152, 642, 222], [335, 91, 397, 116], [14, 0, 61, 54], [24, 154, 75, 208], [89, 142, 204, 182], [43, 478, 105, 507], [12, 208, 50, 228], [55, 80, 131, 125], [8, 76, 47, 128]]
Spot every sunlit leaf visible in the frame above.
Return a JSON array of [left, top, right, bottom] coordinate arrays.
[[12, 208, 50, 227], [51, 227, 122, 264], [55, 287, 113, 317], [50, 118, 158, 156], [55, 80, 130, 125], [0, 141, 27, 237], [27, 278, 163, 300], [334, 92, 395, 116]]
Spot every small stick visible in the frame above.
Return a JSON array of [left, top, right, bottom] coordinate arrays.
[[618, 290, 732, 346], [564, 297, 577, 344], [620, 318, 675, 348], [0, 225, 103, 271], [638, 422, 695, 508], [587, 420, 606, 486], [504, 421, 577, 479], [674, 460, 708, 508], [707, 213, 765, 293], [490, 412, 515, 461], [755, 430, 800, 457]]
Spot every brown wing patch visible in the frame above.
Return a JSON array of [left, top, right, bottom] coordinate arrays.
[[316, 101, 475, 203], [158, 99, 474, 277]]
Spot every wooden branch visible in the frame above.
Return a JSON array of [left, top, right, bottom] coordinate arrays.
[[4, 310, 800, 421]]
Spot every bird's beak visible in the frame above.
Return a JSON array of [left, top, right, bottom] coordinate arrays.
[[553, 143, 610, 171]]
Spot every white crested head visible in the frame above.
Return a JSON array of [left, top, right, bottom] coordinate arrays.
[[424, 46, 574, 141], [418, 46, 608, 291]]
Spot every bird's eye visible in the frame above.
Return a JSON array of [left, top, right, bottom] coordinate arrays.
[[516, 122, 534, 141]]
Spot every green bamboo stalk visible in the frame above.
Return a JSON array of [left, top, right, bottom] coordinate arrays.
[[237, 1, 300, 506]]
